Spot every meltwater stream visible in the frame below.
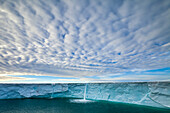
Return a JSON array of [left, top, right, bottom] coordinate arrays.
[[50, 83, 55, 99], [83, 83, 87, 100], [70, 83, 93, 103]]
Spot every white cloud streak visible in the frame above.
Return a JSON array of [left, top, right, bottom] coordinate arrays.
[[0, 75, 35, 82]]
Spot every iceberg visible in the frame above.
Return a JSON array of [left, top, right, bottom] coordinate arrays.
[[0, 82, 169, 108]]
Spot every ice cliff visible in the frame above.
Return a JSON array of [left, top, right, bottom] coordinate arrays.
[[0, 82, 169, 108]]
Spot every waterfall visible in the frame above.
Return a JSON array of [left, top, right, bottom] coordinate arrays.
[[83, 83, 87, 100], [69, 83, 93, 103], [51, 83, 55, 98]]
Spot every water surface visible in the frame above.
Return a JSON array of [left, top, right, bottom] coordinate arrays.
[[0, 98, 169, 113]]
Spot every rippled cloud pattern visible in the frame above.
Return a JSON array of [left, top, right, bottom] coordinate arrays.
[[0, 0, 170, 82]]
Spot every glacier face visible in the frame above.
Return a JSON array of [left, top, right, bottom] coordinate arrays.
[[86, 82, 170, 108], [0, 82, 169, 108]]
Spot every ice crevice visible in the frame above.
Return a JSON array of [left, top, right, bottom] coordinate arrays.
[[0, 82, 169, 108]]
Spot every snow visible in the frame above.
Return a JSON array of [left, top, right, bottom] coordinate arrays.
[[0, 82, 169, 108]]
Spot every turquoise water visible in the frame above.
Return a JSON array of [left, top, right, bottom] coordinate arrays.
[[0, 98, 169, 113]]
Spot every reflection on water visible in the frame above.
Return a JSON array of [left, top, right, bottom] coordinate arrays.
[[0, 98, 169, 113]]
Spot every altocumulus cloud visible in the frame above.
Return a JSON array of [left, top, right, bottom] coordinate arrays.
[[0, 0, 170, 81]]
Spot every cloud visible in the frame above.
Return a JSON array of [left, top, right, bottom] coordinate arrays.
[[0, 0, 170, 81], [0, 75, 35, 82]]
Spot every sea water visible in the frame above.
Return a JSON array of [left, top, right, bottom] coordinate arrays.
[[0, 98, 169, 113]]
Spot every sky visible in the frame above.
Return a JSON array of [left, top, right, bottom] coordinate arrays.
[[0, 0, 170, 83]]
